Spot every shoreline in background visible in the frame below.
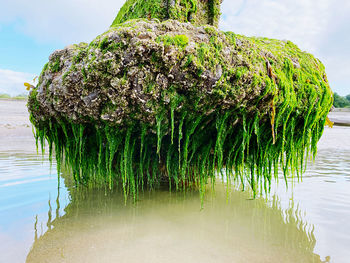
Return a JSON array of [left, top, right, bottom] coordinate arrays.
[[329, 108, 350, 127], [332, 108, 350, 112], [0, 95, 27, 101], [0, 99, 349, 134]]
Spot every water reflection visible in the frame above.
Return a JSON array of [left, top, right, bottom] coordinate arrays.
[[2, 125, 349, 262], [0, 150, 67, 263], [27, 174, 327, 263], [2, 102, 349, 262]]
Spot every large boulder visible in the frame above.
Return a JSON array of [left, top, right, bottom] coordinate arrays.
[[28, 2, 333, 200]]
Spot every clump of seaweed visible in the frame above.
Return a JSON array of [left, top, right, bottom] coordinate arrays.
[[112, 0, 223, 27], [27, 0, 333, 202]]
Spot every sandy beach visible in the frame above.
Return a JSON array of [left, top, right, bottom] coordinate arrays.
[[328, 108, 350, 126], [0, 99, 35, 152]]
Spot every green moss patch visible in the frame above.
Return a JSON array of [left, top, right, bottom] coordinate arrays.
[[111, 0, 222, 27]]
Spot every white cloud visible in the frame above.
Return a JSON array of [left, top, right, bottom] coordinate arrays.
[[317, 2, 350, 95], [220, 0, 350, 95], [0, 0, 349, 95], [220, 0, 331, 53], [0, 69, 35, 96], [1, 0, 332, 50], [0, 0, 125, 44]]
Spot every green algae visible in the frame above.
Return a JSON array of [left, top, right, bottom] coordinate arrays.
[[50, 58, 61, 73], [111, 0, 222, 27], [27, 1, 333, 203], [29, 89, 331, 202], [156, 34, 189, 48]]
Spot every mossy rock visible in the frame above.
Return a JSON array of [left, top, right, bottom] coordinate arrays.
[[27, 1, 333, 201], [112, 0, 222, 27]]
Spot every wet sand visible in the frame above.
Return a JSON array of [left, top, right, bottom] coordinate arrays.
[[328, 108, 350, 127], [0, 99, 36, 153]]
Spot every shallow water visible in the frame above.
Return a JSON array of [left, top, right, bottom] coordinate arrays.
[[0, 105, 350, 262]]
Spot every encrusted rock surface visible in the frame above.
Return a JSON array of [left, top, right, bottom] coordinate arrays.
[[30, 19, 330, 131]]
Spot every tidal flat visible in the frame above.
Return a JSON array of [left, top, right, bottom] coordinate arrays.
[[0, 99, 349, 263]]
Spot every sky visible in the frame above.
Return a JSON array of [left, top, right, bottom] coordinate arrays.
[[0, 0, 349, 96]]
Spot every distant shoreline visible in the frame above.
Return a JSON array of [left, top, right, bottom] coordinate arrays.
[[1, 99, 349, 127], [0, 96, 27, 101], [332, 108, 350, 112]]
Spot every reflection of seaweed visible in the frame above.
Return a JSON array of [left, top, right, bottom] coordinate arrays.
[[34, 215, 38, 243], [271, 197, 315, 252], [27, 179, 329, 263], [55, 186, 60, 219], [47, 198, 52, 230]]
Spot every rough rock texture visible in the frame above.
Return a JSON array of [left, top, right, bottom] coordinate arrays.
[[30, 20, 268, 127], [30, 19, 331, 129], [28, 5, 333, 199]]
